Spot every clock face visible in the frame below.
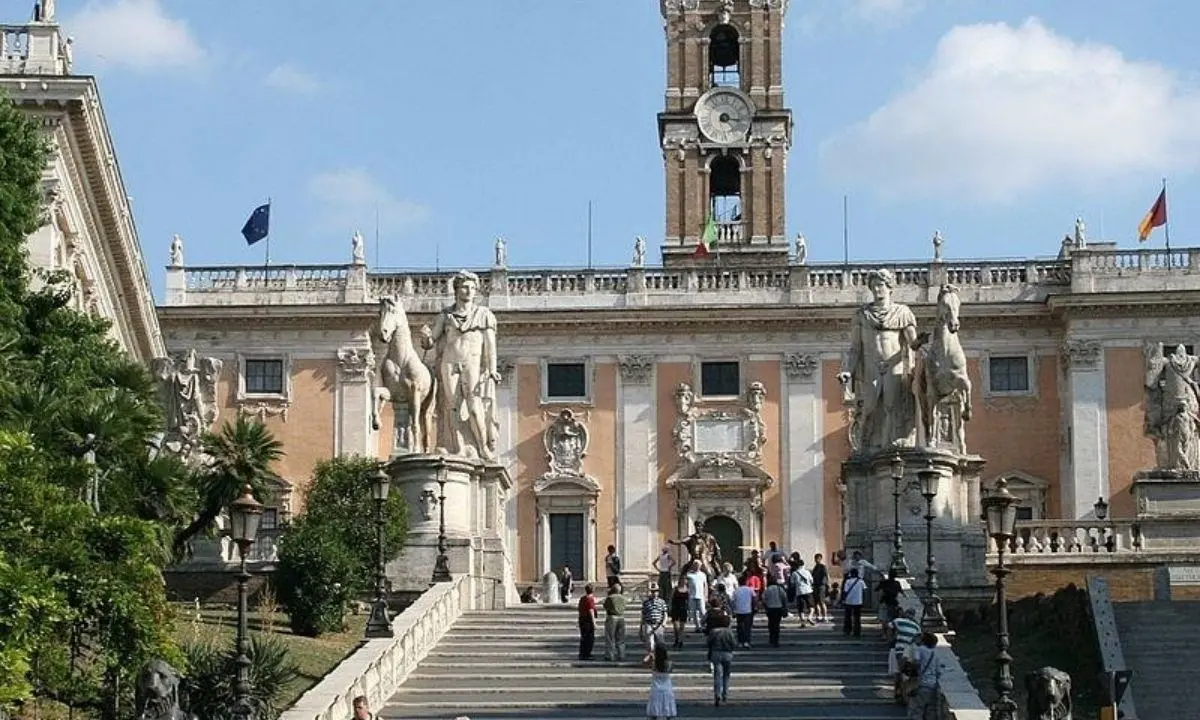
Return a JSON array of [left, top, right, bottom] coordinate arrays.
[[695, 89, 754, 145]]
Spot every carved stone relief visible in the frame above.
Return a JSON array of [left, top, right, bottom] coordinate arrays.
[[336, 347, 373, 381], [673, 381, 768, 464], [1062, 339, 1102, 370], [544, 409, 588, 477], [784, 352, 818, 382], [151, 349, 223, 461], [496, 357, 516, 387], [618, 355, 655, 385]]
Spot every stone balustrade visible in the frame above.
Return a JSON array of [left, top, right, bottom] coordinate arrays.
[[989, 519, 1144, 559], [281, 575, 471, 720]]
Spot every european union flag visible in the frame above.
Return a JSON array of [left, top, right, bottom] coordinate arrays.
[[241, 203, 270, 245]]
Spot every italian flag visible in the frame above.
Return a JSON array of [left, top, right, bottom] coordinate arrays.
[[693, 217, 718, 257]]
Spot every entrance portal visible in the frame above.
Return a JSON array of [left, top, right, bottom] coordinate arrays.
[[704, 515, 745, 572], [549, 513, 585, 580]]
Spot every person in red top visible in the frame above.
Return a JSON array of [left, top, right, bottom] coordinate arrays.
[[578, 583, 598, 660]]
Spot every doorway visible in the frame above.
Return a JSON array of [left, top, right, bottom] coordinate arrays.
[[549, 513, 585, 580], [704, 515, 745, 572]]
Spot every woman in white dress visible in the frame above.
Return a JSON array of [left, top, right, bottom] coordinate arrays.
[[645, 644, 677, 719]]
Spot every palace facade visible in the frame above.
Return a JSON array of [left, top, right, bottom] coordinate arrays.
[[8, 2, 1199, 589]]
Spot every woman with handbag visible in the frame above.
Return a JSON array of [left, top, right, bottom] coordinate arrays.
[[903, 632, 941, 719]]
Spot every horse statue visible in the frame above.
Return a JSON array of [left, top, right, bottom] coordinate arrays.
[[1025, 666, 1072, 720], [135, 659, 196, 720], [373, 296, 436, 454], [913, 284, 972, 453]]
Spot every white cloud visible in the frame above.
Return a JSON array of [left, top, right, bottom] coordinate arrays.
[[263, 64, 324, 97], [307, 169, 429, 234], [821, 18, 1200, 203], [67, 0, 204, 72], [796, 0, 925, 33]]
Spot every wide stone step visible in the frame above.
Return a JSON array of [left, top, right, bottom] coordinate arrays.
[[399, 673, 892, 691], [382, 700, 907, 720], [391, 684, 893, 703], [425, 648, 887, 663], [415, 659, 888, 673]]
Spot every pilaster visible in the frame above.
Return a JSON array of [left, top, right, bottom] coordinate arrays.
[[1063, 339, 1109, 519], [618, 355, 658, 574], [496, 357, 519, 571], [783, 352, 823, 556], [334, 347, 374, 457]]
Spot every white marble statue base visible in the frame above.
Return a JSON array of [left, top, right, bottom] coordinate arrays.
[[385, 453, 516, 609], [843, 446, 989, 600]]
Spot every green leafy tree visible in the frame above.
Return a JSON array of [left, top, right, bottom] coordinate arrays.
[[175, 416, 284, 556], [275, 456, 408, 636], [0, 93, 190, 716]]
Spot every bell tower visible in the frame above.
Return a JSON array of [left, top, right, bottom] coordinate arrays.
[[658, 0, 793, 267]]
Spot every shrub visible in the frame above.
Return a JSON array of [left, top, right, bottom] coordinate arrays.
[[274, 522, 358, 637], [182, 634, 299, 720]]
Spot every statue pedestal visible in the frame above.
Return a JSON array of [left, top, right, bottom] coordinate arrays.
[[1131, 469, 1200, 551], [843, 446, 990, 603], [385, 454, 516, 609]]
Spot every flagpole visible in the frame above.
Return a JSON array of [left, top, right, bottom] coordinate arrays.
[[587, 201, 593, 270], [842, 194, 849, 270], [265, 197, 272, 267], [1162, 178, 1171, 265]]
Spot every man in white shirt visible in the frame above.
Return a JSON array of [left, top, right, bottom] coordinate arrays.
[[790, 559, 815, 626], [731, 577, 756, 648], [718, 562, 739, 602], [838, 568, 866, 637], [685, 561, 708, 632]]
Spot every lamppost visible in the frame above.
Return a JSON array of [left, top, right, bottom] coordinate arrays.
[[889, 454, 908, 577], [982, 476, 1020, 720], [1094, 495, 1113, 552], [916, 464, 946, 632], [1094, 496, 1109, 521], [836, 472, 849, 552], [365, 468, 394, 638], [229, 485, 263, 720], [431, 465, 452, 583]]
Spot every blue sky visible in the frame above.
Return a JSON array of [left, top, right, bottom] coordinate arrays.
[[45, 0, 1200, 299]]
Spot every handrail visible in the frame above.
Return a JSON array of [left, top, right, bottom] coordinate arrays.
[[1085, 576, 1138, 719]]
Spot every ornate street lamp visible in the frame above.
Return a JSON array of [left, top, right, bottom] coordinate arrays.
[[431, 465, 452, 583], [889, 454, 909, 577], [982, 477, 1020, 720], [365, 467, 394, 638], [229, 485, 263, 720], [1094, 496, 1109, 521], [836, 472, 849, 553], [916, 464, 946, 632]]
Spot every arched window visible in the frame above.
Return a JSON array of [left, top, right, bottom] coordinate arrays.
[[709, 24, 740, 88], [709, 155, 741, 223]]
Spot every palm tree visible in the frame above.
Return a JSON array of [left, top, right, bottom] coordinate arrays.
[[174, 416, 284, 555]]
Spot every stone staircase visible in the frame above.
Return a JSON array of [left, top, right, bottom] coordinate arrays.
[[383, 602, 907, 719], [1112, 600, 1200, 720]]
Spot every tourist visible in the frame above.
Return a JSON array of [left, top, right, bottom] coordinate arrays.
[[877, 569, 905, 636], [640, 583, 668, 654], [905, 632, 941, 719], [838, 568, 866, 637], [770, 552, 790, 587], [762, 577, 789, 647], [652, 546, 676, 597], [811, 553, 830, 622], [764, 540, 782, 565], [790, 558, 815, 626], [668, 577, 689, 648], [717, 562, 739, 602], [558, 564, 573, 603], [732, 576, 756, 649], [846, 550, 879, 582], [577, 583, 597, 661], [644, 644, 677, 719], [888, 607, 922, 703], [352, 695, 374, 720], [708, 582, 729, 615], [603, 582, 628, 662], [685, 560, 708, 633], [706, 608, 736, 706], [604, 544, 622, 589]]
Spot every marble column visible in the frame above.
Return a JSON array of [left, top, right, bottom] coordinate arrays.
[[783, 353, 824, 556], [1063, 339, 1109, 519], [618, 355, 658, 574], [334, 347, 375, 456]]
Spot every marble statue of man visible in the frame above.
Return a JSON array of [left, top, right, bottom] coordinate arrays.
[[1145, 343, 1200, 469], [494, 237, 507, 268], [351, 231, 366, 265], [838, 269, 919, 451], [168, 235, 184, 268], [420, 270, 501, 462], [633, 236, 646, 267], [794, 233, 807, 265]]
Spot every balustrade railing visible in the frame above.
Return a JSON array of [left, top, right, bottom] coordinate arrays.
[[1079, 247, 1192, 271], [987, 519, 1143, 557]]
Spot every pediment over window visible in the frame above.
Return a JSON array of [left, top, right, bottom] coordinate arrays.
[[990, 470, 1049, 520], [534, 472, 601, 498], [666, 453, 775, 493]]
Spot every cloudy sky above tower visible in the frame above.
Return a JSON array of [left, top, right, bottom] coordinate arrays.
[[49, 0, 1200, 296]]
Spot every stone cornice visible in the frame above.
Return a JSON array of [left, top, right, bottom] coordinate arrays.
[[1047, 290, 1200, 318]]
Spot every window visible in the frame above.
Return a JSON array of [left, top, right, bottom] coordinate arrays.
[[546, 362, 587, 399], [708, 24, 741, 88], [1016, 506, 1034, 522], [988, 356, 1029, 393], [709, 155, 742, 223], [260, 509, 279, 531], [245, 359, 284, 394], [1157, 341, 1195, 356], [700, 361, 740, 397]]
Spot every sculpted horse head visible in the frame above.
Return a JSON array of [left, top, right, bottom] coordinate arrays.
[[936, 284, 961, 334], [376, 296, 409, 346]]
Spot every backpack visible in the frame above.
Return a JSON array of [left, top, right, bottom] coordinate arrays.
[[786, 571, 799, 601]]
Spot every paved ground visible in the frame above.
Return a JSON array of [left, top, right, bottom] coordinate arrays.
[[1113, 600, 1200, 720], [383, 602, 907, 720]]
